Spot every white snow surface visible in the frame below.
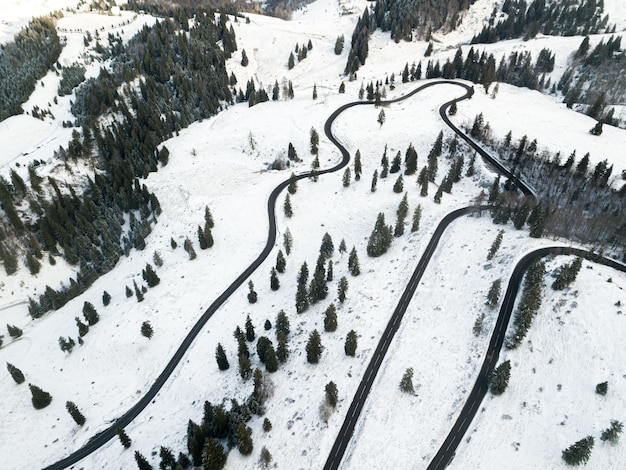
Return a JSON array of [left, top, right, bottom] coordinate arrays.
[[1, 0, 626, 469]]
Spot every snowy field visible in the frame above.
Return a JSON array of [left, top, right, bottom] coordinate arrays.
[[1, 0, 626, 469]]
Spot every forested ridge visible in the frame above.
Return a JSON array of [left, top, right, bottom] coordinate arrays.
[[0, 16, 63, 121], [0, 5, 236, 319]]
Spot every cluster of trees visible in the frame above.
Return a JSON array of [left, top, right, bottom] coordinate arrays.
[[287, 40, 313, 69], [506, 260, 545, 349], [551, 257, 583, 290], [0, 17, 62, 121], [418, 46, 557, 94], [562, 420, 623, 465], [470, 119, 626, 254], [560, 35, 625, 128], [58, 64, 87, 96], [472, 0, 611, 44]]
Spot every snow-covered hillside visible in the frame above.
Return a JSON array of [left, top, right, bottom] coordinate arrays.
[[1, 0, 625, 469]]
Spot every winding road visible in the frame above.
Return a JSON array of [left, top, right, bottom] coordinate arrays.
[[44, 79, 626, 470]]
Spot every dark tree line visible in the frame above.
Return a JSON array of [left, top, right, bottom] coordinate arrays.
[[0, 17, 62, 121], [472, 0, 611, 44]]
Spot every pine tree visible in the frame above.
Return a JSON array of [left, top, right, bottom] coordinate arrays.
[[366, 213, 393, 257], [486, 279, 502, 308], [183, 238, 197, 260], [134, 451, 152, 470], [306, 329, 323, 364], [102, 290, 111, 306], [310, 128, 319, 155], [275, 309, 290, 339], [371, 169, 378, 192], [377, 109, 386, 126], [433, 183, 443, 204], [198, 225, 208, 249], [338, 276, 349, 303], [247, 280, 258, 304], [404, 144, 418, 175], [342, 167, 351, 187], [275, 250, 286, 273], [76, 316, 89, 337], [393, 175, 404, 193], [354, 150, 362, 180], [399, 368, 415, 394], [216, 343, 229, 370], [126, 285, 133, 298], [411, 205, 422, 232], [7, 362, 25, 384], [338, 239, 347, 254], [29, 383, 52, 409], [344, 330, 357, 356], [325, 381, 338, 408], [348, 247, 361, 275], [326, 260, 333, 282], [380, 146, 389, 178], [263, 418, 272, 432], [26, 252, 41, 275], [270, 267, 280, 290], [241, 49, 249, 66], [287, 52, 295, 69], [239, 353, 252, 380], [288, 173, 298, 194], [562, 436, 594, 466], [264, 344, 278, 372], [260, 446, 272, 468], [83, 301, 99, 325], [324, 303, 338, 332], [394, 193, 409, 237], [7, 324, 23, 338], [58, 336, 75, 353], [449, 101, 457, 115], [296, 282, 309, 313], [236, 423, 254, 455], [339, 81, 345, 93], [487, 230, 504, 260], [334, 34, 344, 55], [595, 381, 608, 395], [283, 194, 293, 218], [283, 229, 293, 255], [489, 360, 511, 395], [141, 321, 153, 339], [320, 233, 334, 259], [66, 401, 86, 426], [159, 447, 176, 470], [170, 237, 177, 249], [277, 336, 289, 363], [116, 426, 132, 449], [390, 151, 401, 173], [488, 176, 501, 204], [272, 80, 280, 101], [202, 437, 227, 470], [600, 420, 623, 445], [418, 166, 429, 196]]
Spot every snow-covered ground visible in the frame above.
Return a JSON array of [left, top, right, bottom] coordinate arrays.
[[1, 0, 626, 469]]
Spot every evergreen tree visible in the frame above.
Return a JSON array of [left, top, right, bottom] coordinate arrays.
[[102, 290, 111, 306], [343, 167, 351, 187], [260, 446, 272, 468], [354, 150, 362, 180], [288, 173, 298, 194], [264, 344, 278, 372], [272, 80, 280, 101], [202, 437, 227, 470], [83, 301, 100, 326], [338, 239, 347, 254], [276, 336, 289, 363], [488, 176, 501, 204], [320, 233, 334, 259], [390, 151, 401, 173], [326, 260, 333, 282], [325, 381, 338, 408], [134, 451, 152, 470], [241, 49, 249, 66], [216, 343, 229, 370], [236, 423, 253, 455], [58, 336, 75, 353], [288, 52, 295, 69], [404, 144, 418, 175], [339, 81, 345, 93], [552, 257, 583, 290], [348, 247, 361, 275], [306, 329, 323, 364], [366, 213, 393, 257], [275, 310, 290, 339], [276, 250, 286, 273], [283, 229, 293, 255], [310, 128, 319, 155], [263, 418, 272, 432], [324, 303, 338, 332], [183, 238, 197, 260], [595, 381, 608, 395], [270, 267, 280, 291], [489, 360, 511, 395], [170, 237, 177, 250], [159, 446, 176, 470], [76, 316, 89, 337], [239, 353, 252, 380], [371, 170, 378, 192], [244, 315, 255, 342], [296, 282, 309, 313], [126, 285, 133, 298], [487, 230, 504, 260], [283, 193, 293, 218], [394, 193, 409, 237], [411, 205, 422, 232], [344, 330, 357, 356], [399, 368, 415, 394], [29, 383, 52, 409], [308, 255, 328, 302], [338, 276, 349, 303], [377, 109, 386, 126], [393, 175, 404, 193], [116, 426, 132, 448], [486, 279, 502, 308], [26, 252, 41, 275], [66, 401, 86, 426], [198, 225, 208, 249], [562, 436, 594, 466], [7, 324, 23, 338], [334, 35, 345, 55], [297, 261, 309, 285], [380, 146, 389, 178], [7, 362, 25, 384], [247, 280, 258, 304], [141, 321, 154, 339], [449, 101, 457, 115], [600, 420, 623, 445], [418, 166, 429, 196], [590, 121, 603, 136]]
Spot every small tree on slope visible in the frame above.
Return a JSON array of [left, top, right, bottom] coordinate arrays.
[[489, 360, 511, 395]]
